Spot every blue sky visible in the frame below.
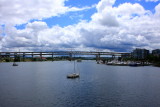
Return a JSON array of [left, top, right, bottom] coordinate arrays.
[[65, 0, 99, 7], [15, 0, 159, 29], [0, 0, 160, 52], [15, 0, 99, 29]]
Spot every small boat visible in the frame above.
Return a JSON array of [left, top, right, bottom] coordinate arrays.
[[67, 55, 80, 79], [67, 73, 79, 78], [13, 62, 18, 66], [106, 61, 113, 65], [97, 61, 100, 64], [128, 62, 141, 67], [77, 59, 82, 62], [129, 63, 137, 66]]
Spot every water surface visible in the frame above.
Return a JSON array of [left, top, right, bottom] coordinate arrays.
[[0, 61, 160, 107]]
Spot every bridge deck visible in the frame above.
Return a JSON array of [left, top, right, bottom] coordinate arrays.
[[0, 51, 130, 57]]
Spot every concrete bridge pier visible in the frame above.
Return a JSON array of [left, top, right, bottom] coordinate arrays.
[[96, 53, 101, 61], [69, 53, 72, 61], [40, 52, 42, 61], [32, 52, 34, 59], [0, 53, 2, 62], [52, 53, 54, 61], [14, 53, 16, 62], [112, 54, 115, 60], [23, 53, 25, 61]]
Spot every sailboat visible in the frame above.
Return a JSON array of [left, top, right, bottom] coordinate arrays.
[[67, 73, 79, 78], [12, 50, 20, 66], [67, 56, 80, 79], [12, 62, 18, 66]]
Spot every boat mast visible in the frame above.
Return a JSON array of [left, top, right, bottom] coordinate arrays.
[[74, 54, 75, 73]]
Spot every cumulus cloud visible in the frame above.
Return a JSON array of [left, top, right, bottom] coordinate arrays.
[[0, 0, 92, 26], [92, 0, 119, 27], [155, 3, 160, 17], [0, 0, 160, 52], [1, 21, 83, 51], [0, 0, 68, 26], [115, 3, 147, 18], [96, 0, 116, 12]]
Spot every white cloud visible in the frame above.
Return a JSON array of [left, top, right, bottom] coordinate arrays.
[[92, 0, 119, 27], [68, 5, 95, 12], [0, 0, 160, 52], [96, 0, 116, 12], [115, 3, 147, 18], [0, 0, 93, 26], [92, 1, 149, 27], [155, 3, 160, 17], [0, 0, 68, 26]]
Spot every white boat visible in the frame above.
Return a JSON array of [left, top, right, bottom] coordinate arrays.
[[106, 61, 113, 65], [67, 56, 80, 79], [128, 62, 141, 66], [67, 73, 79, 78]]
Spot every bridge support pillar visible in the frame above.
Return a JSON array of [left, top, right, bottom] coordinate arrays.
[[112, 54, 115, 59], [32, 52, 34, 59], [0, 56, 1, 62], [0, 53, 1, 61], [69, 53, 72, 61], [23, 53, 25, 62], [96, 54, 101, 61], [52, 53, 54, 61], [14, 53, 17, 62], [40, 52, 42, 61]]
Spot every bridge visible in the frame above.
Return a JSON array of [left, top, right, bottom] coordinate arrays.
[[0, 51, 131, 61]]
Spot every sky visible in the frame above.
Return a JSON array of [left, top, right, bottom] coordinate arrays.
[[0, 0, 160, 52]]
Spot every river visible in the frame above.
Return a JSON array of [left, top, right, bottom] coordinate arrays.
[[0, 61, 160, 107]]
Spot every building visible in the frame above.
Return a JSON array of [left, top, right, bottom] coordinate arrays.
[[131, 48, 149, 60], [152, 49, 160, 57]]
